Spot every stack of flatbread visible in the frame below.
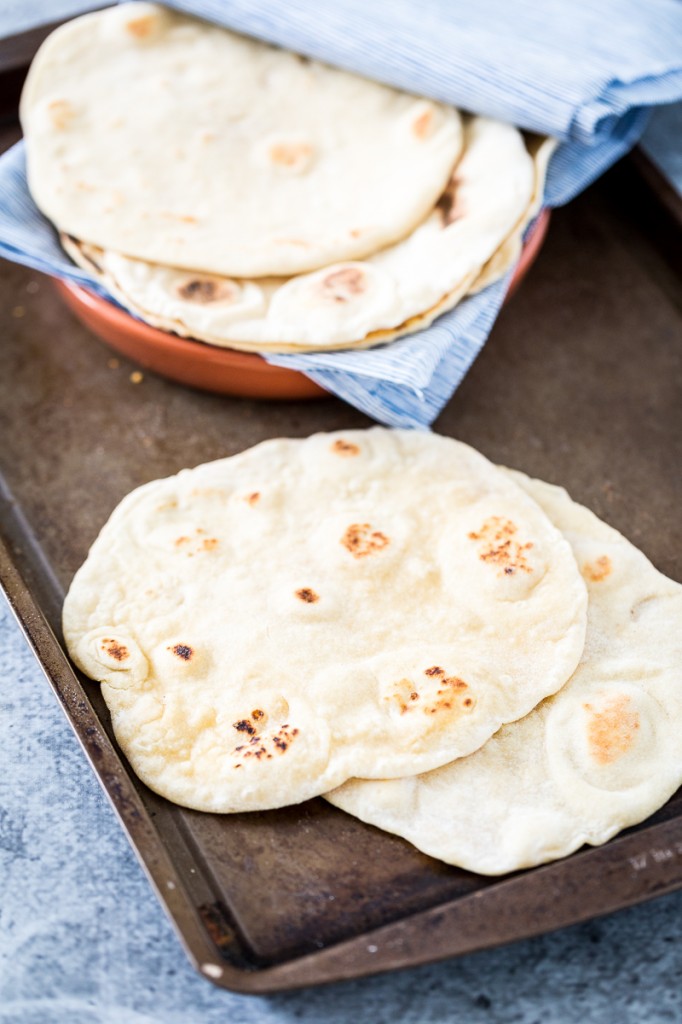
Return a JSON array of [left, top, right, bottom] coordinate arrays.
[[20, 3, 555, 354], [63, 429, 682, 875]]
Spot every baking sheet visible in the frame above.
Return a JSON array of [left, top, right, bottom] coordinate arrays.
[[1, 128, 682, 990]]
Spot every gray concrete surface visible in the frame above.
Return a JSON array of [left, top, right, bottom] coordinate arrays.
[[1, 591, 681, 1023]]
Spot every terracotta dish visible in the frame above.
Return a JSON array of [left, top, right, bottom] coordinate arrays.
[[55, 209, 550, 401]]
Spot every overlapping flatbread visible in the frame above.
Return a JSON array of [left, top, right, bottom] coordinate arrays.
[[63, 430, 587, 813], [327, 472, 682, 874], [60, 117, 543, 352]]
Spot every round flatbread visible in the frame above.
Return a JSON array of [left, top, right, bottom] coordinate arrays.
[[327, 472, 682, 874], [60, 117, 536, 352], [63, 430, 588, 813], [21, 2, 462, 277]]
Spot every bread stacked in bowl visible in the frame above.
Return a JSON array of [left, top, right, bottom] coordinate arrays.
[[63, 429, 682, 874], [21, 2, 554, 355]]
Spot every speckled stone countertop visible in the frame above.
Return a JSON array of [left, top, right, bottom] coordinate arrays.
[[1, 590, 681, 1023]]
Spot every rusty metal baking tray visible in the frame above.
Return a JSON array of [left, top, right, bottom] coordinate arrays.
[[1, 128, 682, 989]]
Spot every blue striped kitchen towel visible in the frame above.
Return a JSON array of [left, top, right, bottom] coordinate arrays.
[[1, 0, 681, 427]]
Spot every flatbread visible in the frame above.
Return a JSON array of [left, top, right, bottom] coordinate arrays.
[[327, 472, 682, 874], [62, 430, 588, 813], [468, 134, 556, 296], [61, 231, 481, 355], [60, 117, 536, 352], [21, 2, 462, 277]]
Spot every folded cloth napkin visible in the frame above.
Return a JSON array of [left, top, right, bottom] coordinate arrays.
[[1, 0, 681, 426]]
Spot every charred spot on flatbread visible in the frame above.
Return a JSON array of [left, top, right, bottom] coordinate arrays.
[[233, 718, 256, 736], [584, 695, 640, 766], [413, 108, 435, 139], [331, 439, 361, 457], [233, 724, 300, 763], [169, 643, 193, 661], [583, 556, 612, 582], [468, 516, 533, 576], [341, 523, 390, 558], [321, 267, 367, 303], [268, 141, 314, 172], [100, 638, 129, 662], [175, 278, 237, 304], [47, 99, 76, 131], [387, 673, 473, 717], [125, 13, 157, 38], [436, 177, 466, 226]]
